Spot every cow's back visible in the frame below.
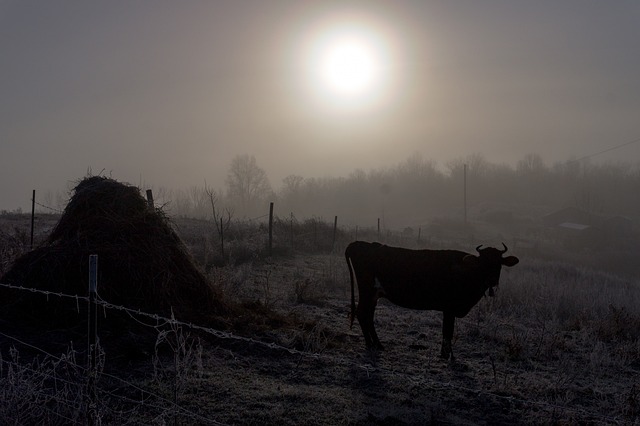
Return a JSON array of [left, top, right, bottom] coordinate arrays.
[[346, 242, 472, 311], [374, 246, 469, 310]]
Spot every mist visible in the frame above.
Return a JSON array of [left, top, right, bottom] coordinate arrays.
[[183, 152, 640, 219], [2, 1, 640, 214], [26, 152, 634, 239]]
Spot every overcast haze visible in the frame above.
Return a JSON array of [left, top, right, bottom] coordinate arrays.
[[2, 1, 640, 212]]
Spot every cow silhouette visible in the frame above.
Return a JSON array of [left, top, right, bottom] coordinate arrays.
[[345, 241, 519, 359]]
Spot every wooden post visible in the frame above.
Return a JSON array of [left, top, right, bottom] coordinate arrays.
[[463, 164, 467, 224], [290, 212, 294, 252], [268, 202, 274, 256], [220, 217, 225, 264], [30, 190, 35, 249], [314, 220, 318, 249], [146, 189, 154, 209], [332, 216, 338, 252], [87, 254, 98, 425], [377, 218, 380, 240]]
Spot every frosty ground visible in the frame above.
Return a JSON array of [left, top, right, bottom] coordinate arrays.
[[1, 213, 639, 425]]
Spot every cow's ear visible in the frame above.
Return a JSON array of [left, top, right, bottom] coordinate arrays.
[[502, 256, 519, 267], [463, 254, 480, 266]]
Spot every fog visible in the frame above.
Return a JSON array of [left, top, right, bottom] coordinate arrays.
[[128, 152, 640, 225], [2, 1, 640, 215]]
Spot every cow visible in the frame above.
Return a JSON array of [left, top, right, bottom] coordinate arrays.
[[345, 241, 519, 359]]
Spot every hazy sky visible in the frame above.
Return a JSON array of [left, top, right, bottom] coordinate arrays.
[[2, 1, 639, 211]]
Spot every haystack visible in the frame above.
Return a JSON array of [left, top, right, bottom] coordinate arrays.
[[1, 176, 228, 329]]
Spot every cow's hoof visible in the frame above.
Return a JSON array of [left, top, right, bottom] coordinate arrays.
[[449, 359, 467, 371], [408, 344, 428, 351]]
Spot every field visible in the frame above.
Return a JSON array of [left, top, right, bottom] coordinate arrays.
[[1, 212, 640, 425]]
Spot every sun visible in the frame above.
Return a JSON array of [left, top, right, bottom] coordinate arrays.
[[318, 35, 378, 97], [306, 24, 389, 107]]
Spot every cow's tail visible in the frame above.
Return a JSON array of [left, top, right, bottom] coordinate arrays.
[[345, 249, 356, 330]]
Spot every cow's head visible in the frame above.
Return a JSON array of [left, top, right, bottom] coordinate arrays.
[[463, 243, 519, 296]]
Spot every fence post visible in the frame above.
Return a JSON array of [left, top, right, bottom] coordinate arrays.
[[30, 190, 35, 249], [220, 217, 225, 264], [87, 254, 98, 425], [463, 163, 467, 224], [268, 202, 274, 256], [332, 216, 338, 252], [146, 189, 154, 209], [314, 220, 318, 249], [290, 212, 294, 252]]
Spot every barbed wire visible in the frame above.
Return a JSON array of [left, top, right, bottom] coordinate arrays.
[[32, 199, 64, 214], [0, 282, 88, 312], [0, 281, 318, 359], [0, 356, 85, 391], [93, 296, 327, 360], [0, 346, 86, 425], [0, 281, 629, 424], [243, 213, 269, 222], [0, 327, 224, 425], [0, 353, 221, 425]]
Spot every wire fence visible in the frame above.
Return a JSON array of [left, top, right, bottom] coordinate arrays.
[[0, 279, 628, 425], [32, 199, 64, 214], [0, 192, 628, 423], [16, 193, 539, 269]]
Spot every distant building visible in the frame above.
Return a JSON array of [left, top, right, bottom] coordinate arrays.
[[542, 207, 634, 249], [542, 207, 594, 228]]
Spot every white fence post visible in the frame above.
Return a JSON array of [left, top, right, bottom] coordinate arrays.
[[87, 254, 98, 425]]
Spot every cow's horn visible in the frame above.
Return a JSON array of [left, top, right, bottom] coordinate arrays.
[[475, 245, 483, 253], [500, 243, 508, 254]]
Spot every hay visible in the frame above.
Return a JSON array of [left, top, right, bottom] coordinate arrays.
[[1, 176, 228, 329]]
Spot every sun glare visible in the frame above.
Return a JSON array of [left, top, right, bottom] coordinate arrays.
[[319, 35, 378, 96], [305, 22, 390, 108]]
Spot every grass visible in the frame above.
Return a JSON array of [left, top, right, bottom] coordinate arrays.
[[0, 213, 639, 424]]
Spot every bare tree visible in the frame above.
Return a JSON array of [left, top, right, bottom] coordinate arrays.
[[280, 174, 304, 212], [226, 154, 271, 214], [446, 153, 491, 178], [189, 185, 209, 218], [205, 185, 233, 264], [517, 153, 546, 175], [205, 186, 233, 235], [395, 152, 439, 180], [281, 174, 304, 197]]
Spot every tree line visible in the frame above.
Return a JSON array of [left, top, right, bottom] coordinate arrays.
[[153, 153, 640, 228], [29, 153, 640, 229]]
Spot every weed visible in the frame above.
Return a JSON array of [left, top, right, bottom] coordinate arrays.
[[623, 383, 638, 420], [152, 312, 203, 422], [505, 326, 527, 361], [0, 228, 27, 276], [256, 267, 274, 308], [0, 344, 90, 424], [597, 305, 640, 343]]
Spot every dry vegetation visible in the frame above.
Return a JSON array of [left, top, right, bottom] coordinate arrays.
[[1, 207, 640, 425]]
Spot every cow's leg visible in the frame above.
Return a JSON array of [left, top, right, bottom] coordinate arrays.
[[367, 297, 383, 350], [356, 299, 374, 349], [441, 311, 455, 360], [356, 290, 383, 350]]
